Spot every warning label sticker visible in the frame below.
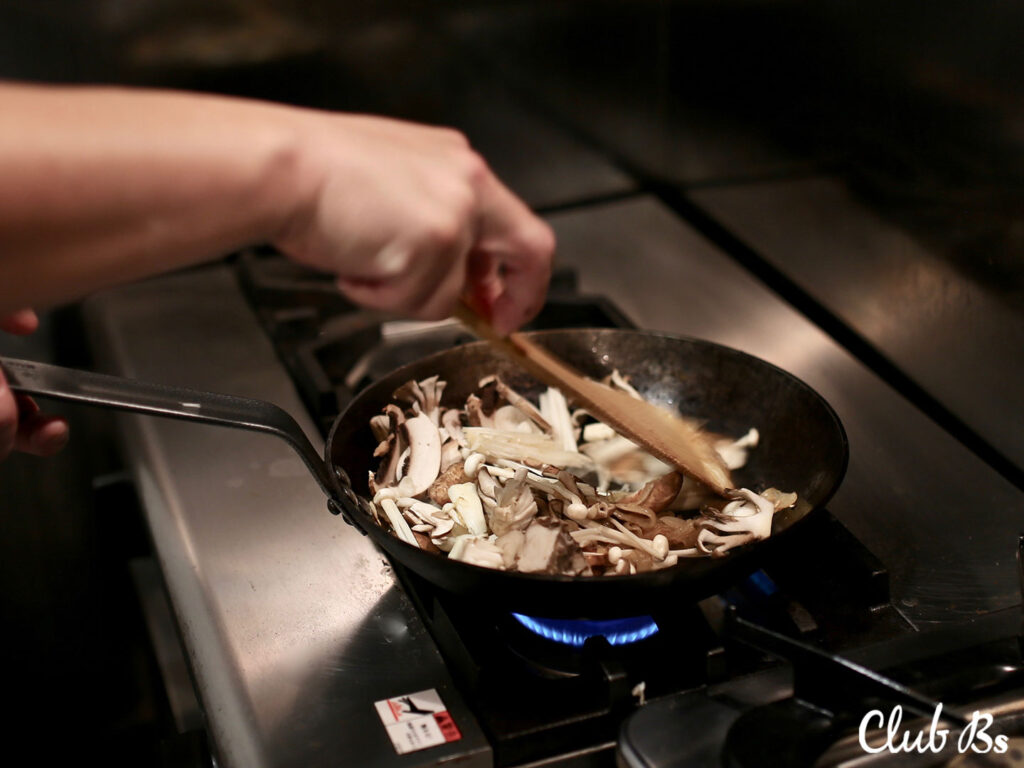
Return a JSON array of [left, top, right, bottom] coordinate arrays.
[[374, 689, 462, 755]]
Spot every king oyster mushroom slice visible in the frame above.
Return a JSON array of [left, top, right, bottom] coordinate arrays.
[[378, 498, 419, 547], [394, 413, 442, 497], [447, 482, 488, 536], [538, 387, 577, 452]]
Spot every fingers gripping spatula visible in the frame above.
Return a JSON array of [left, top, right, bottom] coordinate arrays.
[[453, 302, 733, 496]]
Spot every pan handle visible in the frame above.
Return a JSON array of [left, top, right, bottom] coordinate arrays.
[[0, 356, 345, 504]]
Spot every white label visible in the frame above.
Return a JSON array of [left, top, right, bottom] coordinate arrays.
[[374, 689, 462, 755]]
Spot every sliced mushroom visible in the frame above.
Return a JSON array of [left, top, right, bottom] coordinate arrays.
[[395, 413, 442, 497], [447, 482, 488, 536], [495, 530, 526, 569], [611, 502, 659, 532], [449, 535, 505, 569], [393, 375, 446, 425], [491, 404, 539, 434], [368, 405, 407, 495], [413, 532, 441, 553], [368, 373, 795, 572], [465, 394, 494, 428], [475, 465, 499, 500], [614, 471, 684, 515], [539, 387, 576, 450], [517, 519, 587, 575], [714, 428, 759, 470], [369, 413, 392, 444], [647, 515, 701, 548], [439, 440, 462, 472], [440, 407, 467, 447], [378, 498, 418, 547]]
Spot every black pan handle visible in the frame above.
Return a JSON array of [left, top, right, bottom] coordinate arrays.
[[0, 356, 344, 503]]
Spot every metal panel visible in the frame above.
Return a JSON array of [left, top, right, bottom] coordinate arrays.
[[691, 176, 1024, 474], [83, 267, 490, 768], [547, 197, 1024, 626]]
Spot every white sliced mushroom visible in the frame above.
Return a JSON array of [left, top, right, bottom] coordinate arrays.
[[379, 498, 419, 548], [447, 482, 488, 536], [715, 428, 759, 471], [395, 413, 442, 497]]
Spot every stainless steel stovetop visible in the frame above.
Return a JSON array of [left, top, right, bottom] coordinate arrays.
[[81, 192, 1023, 768]]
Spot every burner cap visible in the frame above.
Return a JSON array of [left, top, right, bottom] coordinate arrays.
[[511, 614, 659, 647]]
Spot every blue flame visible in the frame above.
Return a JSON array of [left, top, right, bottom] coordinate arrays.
[[511, 614, 659, 647]]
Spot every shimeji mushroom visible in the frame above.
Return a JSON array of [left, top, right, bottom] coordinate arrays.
[[697, 488, 779, 556], [368, 405, 407, 496], [481, 467, 538, 535], [367, 374, 798, 575], [395, 413, 442, 498], [394, 375, 446, 426]]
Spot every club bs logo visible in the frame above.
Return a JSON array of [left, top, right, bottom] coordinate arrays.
[[858, 704, 1009, 756]]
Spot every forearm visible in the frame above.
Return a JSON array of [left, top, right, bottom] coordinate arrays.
[[0, 82, 314, 313]]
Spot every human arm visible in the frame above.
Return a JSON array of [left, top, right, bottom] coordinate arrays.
[[0, 81, 554, 460], [0, 81, 554, 332]]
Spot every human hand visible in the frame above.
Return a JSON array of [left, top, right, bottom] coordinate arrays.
[[0, 310, 69, 461], [275, 114, 555, 335]]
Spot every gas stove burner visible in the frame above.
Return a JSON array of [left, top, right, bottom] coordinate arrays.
[[511, 614, 659, 647]]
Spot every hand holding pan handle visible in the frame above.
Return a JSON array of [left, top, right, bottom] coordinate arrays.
[[0, 356, 364, 525]]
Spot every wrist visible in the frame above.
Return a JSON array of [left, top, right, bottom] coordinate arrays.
[[263, 108, 335, 263]]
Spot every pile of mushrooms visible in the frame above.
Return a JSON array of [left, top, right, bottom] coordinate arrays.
[[367, 373, 797, 576]]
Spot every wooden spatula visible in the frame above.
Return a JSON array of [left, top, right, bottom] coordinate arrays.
[[453, 303, 733, 496]]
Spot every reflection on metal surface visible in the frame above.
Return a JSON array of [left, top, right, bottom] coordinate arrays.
[[691, 177, 1024, 476], [549, 196, 1024, 624], [83, 267, 490, 768]]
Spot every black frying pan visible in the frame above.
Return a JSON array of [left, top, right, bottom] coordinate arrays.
[[1, 329, 848, 619]]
